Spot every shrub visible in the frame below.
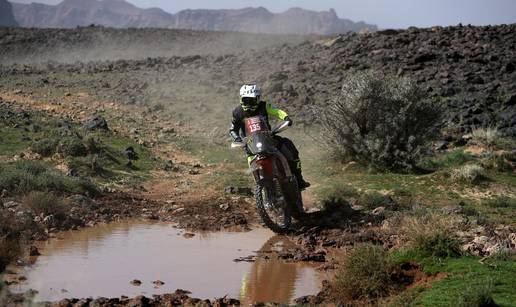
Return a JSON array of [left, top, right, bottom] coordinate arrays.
[[0, 238, 20, 272], [84, 134, 101, 154], [359, 191, 389, 210], [416, 232, 462, 258], [420, 150, 474, 170], [481, 152, 515, 173], [452, 164, 486, 184], [331, 243, 395, 302], [22, 191, 67, 217], [483, 196, 516, 209], [458, 279, 497, 307], [58, 137, 87, 157], [317, 71, 443, 171], [470, 126, 501, 148], [319, 185, 359, 211], [399, 211, 462, 257], [0, 160, 98, 196], [30, 138, 58, 157]]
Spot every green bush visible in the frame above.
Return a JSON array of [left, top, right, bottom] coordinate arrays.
[[416, 232, 462, 258], [84, 134, 101, 154], [420, 150, 474, 170], [319, 185, 359, 211], [58, 137, 87, 157], [483, 196, 516, 209], [22, 191, 67, 217], [317, 70, 443, 171], [331, 243, 395, 301], [0, 160, 97, 196], [458, 279, 497, 307], [359, 191, 388, 210], [30, 138, 58, 157]]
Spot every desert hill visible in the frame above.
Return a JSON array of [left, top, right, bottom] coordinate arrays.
[[10, 0, 376, 34]]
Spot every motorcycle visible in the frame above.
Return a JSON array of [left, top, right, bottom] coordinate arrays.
[[231, 116, 305, 233]]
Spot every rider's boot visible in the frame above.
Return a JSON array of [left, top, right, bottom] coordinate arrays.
[[291, 160, 310, 190]]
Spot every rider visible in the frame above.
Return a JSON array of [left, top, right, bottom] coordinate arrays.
[[229, 84, 310, 190]]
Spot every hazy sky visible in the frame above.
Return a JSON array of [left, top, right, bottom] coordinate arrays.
[[11, 0, 516, 28]]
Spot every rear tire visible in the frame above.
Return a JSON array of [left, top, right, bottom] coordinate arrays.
[[255, 185, 291, 233]]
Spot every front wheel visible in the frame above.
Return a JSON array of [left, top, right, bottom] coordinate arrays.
[[255, 185, 291, 233]]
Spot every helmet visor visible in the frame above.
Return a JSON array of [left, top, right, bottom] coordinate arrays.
[[241, 97, 258, 107]]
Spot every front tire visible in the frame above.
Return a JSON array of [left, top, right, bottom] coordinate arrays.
[[255, 185, 291, 233]]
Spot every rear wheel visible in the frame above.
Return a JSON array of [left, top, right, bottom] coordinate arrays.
[[255, 183, 291, 233]]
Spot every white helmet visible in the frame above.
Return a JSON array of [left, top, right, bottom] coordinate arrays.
[[240, 84, 261, 98], [239, 84, 261, 111]]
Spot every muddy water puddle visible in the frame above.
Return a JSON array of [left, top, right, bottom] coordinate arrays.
[[4, 221, 324, 304]]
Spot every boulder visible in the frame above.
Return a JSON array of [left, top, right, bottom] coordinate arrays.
[[82, 116, 109, 131]]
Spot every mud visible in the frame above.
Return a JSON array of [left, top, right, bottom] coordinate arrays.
[[2, 221, 324, 305]]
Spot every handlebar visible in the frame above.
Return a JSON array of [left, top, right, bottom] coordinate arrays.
[[230, 120, 290, 149]]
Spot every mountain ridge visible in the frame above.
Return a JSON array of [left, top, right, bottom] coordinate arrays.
[[0, 0, 18, 27], [10, 0, 377, 34]]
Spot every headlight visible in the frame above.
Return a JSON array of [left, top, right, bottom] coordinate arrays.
[[256, 142, 263, 148]]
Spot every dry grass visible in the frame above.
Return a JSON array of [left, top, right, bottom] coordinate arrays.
[[397, 211, 463, 257], [331, 243, 395, 303], [22, 191, 68, 217], [452, 164, 486, 184], [470, 126, 501, 148]]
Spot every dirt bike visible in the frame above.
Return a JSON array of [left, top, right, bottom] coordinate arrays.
[[231, 116, 305, 233]]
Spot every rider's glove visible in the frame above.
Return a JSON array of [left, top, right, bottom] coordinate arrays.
[[284, 117, 293, 126]]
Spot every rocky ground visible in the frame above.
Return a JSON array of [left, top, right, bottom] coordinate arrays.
[[1, 24, 515, 136]]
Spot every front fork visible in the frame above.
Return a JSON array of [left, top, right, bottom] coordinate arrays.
[[249, 155, 303, 215]]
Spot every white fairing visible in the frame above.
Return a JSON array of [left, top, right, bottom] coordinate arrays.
[[240, 84, 262, 98]]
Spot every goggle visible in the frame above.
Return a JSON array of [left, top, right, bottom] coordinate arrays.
[[241, 97, 258, 106]]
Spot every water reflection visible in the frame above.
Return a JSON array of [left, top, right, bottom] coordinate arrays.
[[4, 221, 323, 304]]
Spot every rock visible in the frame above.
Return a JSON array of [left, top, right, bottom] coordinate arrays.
[[163, 160, 174, 171], [183, 233, 195, 239], [505, 94, 516, 106], [70, 194, 91, 205], [219, 203, 230, 211], [123, 146, 139, 160], [233, 255, 256, 262], [434, 140, 449, 151], [505, 62, 515, 74], [3, 200, 20, 209], [224, 186, 253, 196], [127, 295, 149, 307], [43, 215, 55, 227], [29, 246, 40, 256], [414, 53, 437, 63], [130, 279, 142, 286], [372, 206, 386, 216], [188, 169, 200, 175], [172, 207, 185, 215], [152, 280, 165, 286], [442, 205, 463, 214], [82, 115, 109, 131]]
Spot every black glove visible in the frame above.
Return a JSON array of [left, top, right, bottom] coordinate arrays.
[[284, 117, 293, 126]]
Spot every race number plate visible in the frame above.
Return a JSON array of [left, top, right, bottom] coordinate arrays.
[[246, 116, 268, 134]]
